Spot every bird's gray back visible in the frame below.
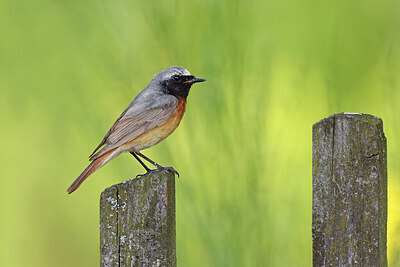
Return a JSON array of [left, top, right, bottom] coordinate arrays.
[[124, 87, 177, 117]]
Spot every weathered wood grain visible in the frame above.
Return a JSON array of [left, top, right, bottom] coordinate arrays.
[[100, 169, 176, 267], [312, 113, 387, 266]]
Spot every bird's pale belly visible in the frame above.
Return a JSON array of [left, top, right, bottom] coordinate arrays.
[[123, 98, 186, 152]]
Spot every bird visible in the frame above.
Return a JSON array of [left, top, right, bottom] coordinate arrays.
[[67, 66, 206, 194]]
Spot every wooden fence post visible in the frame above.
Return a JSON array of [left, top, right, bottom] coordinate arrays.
[[312, 113, 387, 266], [100, 169, 176, 267]]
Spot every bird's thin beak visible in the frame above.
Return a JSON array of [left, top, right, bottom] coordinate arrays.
[[184, 77, 207, 84]]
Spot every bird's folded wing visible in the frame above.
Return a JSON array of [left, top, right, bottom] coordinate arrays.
[[89, 99, 178, 161]]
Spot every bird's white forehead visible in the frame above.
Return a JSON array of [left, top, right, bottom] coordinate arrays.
[[155, 66, 192, 81], [180, 68, 191, 75]]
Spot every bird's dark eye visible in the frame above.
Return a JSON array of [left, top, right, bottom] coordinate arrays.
[[173, 75, 181, 82]]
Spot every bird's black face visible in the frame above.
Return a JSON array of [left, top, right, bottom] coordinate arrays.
[[164, 74, 206, 99]]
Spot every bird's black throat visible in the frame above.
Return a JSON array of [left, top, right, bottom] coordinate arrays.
[[163, 77, 192, 99]]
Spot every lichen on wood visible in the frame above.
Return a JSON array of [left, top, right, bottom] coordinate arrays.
[[100, 169, 176, 267], [312, 113, 387, 266]]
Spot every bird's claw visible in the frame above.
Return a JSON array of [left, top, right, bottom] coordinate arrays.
[[135, 166, 179, 178], [158, 166, 180, 177], [135, 172, 149, 179], [135, 168, 156, 178]]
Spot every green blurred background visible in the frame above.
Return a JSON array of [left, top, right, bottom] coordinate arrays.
[[1, 0, 400, 266]]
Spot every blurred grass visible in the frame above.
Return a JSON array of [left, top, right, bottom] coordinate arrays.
[[0, 0, 399, 266]]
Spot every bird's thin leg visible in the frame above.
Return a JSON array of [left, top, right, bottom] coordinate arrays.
[[135, 152, 162, 168], [130, 152, 151, 172], [136, 152, 179, 177]]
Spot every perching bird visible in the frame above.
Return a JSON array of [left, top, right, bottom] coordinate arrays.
[[67, 66, 206, 194]]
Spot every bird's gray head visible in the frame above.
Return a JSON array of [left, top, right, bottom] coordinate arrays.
[[150, 66, 206, 99]]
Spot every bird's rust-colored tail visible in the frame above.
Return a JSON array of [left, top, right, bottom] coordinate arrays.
[[67, 149, 115, 194]]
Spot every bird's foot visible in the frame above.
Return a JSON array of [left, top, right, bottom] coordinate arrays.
[[135, 166, 179, 178], [135, 172, 148, 179], [158, 166, 179, 177], [135, 169, 157, 178]]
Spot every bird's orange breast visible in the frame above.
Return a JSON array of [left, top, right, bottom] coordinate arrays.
[[124, 97, 186, 151]]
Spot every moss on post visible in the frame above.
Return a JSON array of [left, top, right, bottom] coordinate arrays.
[[100, 169, 176, 267], [312, 113, 387, 266]]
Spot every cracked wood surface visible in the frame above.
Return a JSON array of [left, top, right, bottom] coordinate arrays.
[[312, 113, 387, 266], [100, 169, 176, 267]]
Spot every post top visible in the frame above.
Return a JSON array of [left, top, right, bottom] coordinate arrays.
[[100, 169, 176, 198], [313, 113, 383, 129]]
